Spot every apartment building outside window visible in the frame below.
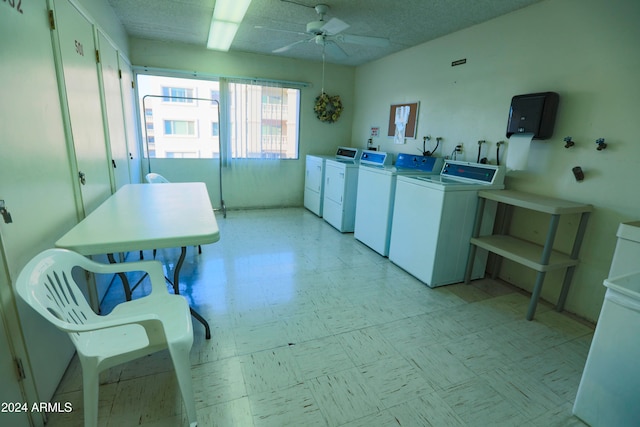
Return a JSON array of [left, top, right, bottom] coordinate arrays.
[[137, 74, 300, 160]]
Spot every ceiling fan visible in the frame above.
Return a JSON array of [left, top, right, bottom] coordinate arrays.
[[259, 3, 390, 59]]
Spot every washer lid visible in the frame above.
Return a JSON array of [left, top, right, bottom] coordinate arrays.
[[617, 221, 640, 243]]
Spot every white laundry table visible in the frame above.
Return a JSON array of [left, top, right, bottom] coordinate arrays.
[[56, 182, 220, 338]]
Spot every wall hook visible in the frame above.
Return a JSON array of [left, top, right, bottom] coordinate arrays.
[[595, 138, 607, 150], [563, 136, 575, 148]]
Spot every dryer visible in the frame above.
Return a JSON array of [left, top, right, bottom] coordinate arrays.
[[389, 160, 505, 287], [354, 153, 443, 256], [322, 148, 365, 232], [304, 147, 361, 217]]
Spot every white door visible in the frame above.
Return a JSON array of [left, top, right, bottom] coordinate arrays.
[[119, 56, 142, 184], [0, 244, 33, 427], [52, 0, 113, 214], [324, 163, 345, 205], [0, 0, 77, 410], [97, 29, 131, 190], [322, 163, 346, 230], [304, 156, 324, 215], [0, 314, 30, 427]]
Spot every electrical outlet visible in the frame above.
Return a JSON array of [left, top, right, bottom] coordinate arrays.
[[455, 143, 463, 153]]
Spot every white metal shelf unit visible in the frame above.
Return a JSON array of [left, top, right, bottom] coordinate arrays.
[[464, 189, 593, 320]]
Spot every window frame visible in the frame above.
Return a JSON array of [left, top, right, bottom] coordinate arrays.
[[135, 70, 307, 161]]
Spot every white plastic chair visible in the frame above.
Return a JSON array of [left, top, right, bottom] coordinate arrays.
[[15, 248, 198, 427], [145, 172, 170, 183], [145, 172, 202, 255]]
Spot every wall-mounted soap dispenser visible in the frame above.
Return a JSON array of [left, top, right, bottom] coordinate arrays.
[[506, 92, 559, 139]]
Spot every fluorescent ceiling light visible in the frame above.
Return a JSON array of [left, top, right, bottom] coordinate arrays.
[[207, 21, 239, 50], [207, 0, 252, 51]]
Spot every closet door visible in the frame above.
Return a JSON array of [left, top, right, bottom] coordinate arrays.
[[0, 0, 77, 414], [0, 245, 33, 427], [51, 0, 113, 215], [97, 29, 131, 190], [118, 56, 143, 184]]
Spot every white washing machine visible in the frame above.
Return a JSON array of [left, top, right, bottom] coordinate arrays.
[[322, 149, 366, 232], [388, 160, 505, 287], [354, 153, 443, 257], [304, 147, 361, 217], [573, 221, 640, 427]]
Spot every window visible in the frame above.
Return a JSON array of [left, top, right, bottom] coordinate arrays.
[[226, 80, 300, 159], [162, 86, 194, 103], [164, 120, 196, 136], [137, 74, 301, 160]]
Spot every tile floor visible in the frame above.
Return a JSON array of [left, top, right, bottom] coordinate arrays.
[[47, 208, 594, 426]]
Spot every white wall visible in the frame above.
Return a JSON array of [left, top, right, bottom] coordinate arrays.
[[351, 0, 640, 321], [130, 39, 356, 208]]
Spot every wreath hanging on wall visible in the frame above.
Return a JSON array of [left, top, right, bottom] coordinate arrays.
[[314, 92, 343, 123]]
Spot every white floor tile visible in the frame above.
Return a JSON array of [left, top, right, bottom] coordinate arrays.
[[49, 207, 594, 426]]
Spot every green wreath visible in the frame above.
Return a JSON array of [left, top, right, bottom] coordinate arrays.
[[314, 92, 343, 123]]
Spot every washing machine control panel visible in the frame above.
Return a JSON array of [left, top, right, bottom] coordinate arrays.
[[441, 160, 505, 184], [361, 150, 392, 167], [396, 153, 444, 172], [335, 147, 362, 161]]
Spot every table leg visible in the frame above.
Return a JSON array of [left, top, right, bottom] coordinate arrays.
[[174, 246, 211, 339], [107, 253, 132, 301], [556, 211, 591, 312], [464, 197, 486, 284], [526, 214, 561, 320]]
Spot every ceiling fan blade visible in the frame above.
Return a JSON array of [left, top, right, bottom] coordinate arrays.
[[338, 33, 390, 47], [324, 40, 348, 59], [321, 17, 349, 35], [255, 25, 308, 37], [273, 38, 312, 53]]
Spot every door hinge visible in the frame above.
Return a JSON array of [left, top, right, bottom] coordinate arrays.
[[48, 10, 56, 30], [112, 159, 117, 168], [131, 80, 135, 89], [118, 69, 122, 79], [95, 49, 100, 63], [15, 358, 26, 381]]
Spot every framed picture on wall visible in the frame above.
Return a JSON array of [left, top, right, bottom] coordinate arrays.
[[387, 102, 419, 139]]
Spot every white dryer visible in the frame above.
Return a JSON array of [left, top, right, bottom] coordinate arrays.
[[304, 147, 361, 217], [573, 221, 640, 426], [354, 153, 443, 256], [322, 148, 365, 232], [389, 160, 505, 287]]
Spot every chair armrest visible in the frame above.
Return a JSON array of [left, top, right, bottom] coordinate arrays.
[[54, 311, 161, 334], [80, 258, 168, 294]]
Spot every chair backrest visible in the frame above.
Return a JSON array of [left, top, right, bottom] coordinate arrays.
[[145, 172, 170, 184], [15, 249, 101, 342]]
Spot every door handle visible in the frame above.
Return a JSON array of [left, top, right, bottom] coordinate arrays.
[[78, 171, 86, 185]]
